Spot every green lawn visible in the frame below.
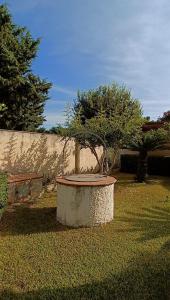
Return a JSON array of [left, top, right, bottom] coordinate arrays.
[[0, 173, 170, 300]]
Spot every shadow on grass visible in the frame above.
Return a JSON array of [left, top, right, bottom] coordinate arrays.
[[117, 206, 170, 242], [0, 204, 72, 235], [161, 179, 170, 192], [1, 248, 169, 300]]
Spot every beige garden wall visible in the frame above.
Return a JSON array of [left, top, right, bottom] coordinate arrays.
[[0, 129, 102, 178], [0, 129, 168, 178]]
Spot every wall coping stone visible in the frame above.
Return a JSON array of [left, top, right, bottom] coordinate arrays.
[[8, 173, 43, 184]]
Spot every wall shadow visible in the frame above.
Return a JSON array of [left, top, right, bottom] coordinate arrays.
[[80, 165, 99, 174], [116, 206, 170, 242], [1, 134, 70, 182], [1, 247, 169, 299]]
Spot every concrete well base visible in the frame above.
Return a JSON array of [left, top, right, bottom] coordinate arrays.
[[56, 176, 116, 228]]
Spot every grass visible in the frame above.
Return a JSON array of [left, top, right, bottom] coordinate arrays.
[[0, 173, 170, 300]]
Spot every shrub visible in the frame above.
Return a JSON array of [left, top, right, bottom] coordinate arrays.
[[0, 173, 8, 219], [121, 154, 170, 176]]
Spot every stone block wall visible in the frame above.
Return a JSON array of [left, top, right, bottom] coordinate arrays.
[[8, 174, 43, 203]]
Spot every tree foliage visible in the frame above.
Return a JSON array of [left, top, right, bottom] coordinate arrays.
[[0, 103, 6, 111], [0, 5, 51, 131], [159, 111, 170, 123], [67, 83, 144, 173], [74, 83, 143, 124]]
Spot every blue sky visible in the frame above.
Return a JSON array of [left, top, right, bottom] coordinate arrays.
[[2, 0, 170, 127]]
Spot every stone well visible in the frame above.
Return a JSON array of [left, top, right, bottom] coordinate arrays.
[[56, 174, 117, 228]]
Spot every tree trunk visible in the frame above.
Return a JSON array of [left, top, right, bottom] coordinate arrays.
[[75, 141, 80, 173], [102, 148, 109, 174], [136, 149, 148, 182], [108, 148, 120, 175], [90, 147, 102, 173]]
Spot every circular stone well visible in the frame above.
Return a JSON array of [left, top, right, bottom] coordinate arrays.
[[56, 174, 117, 228]]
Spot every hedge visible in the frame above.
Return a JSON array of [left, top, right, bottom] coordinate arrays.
[[121, 155, 170, 176], [0, 173, 8, 219]]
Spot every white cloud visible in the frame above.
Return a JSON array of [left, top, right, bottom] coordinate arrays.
[[8, 0, 170, 120], [49, 0, 170, 119], [52, 85, 77, 97], [47, 99, 70, 105], [92, 0, 170, 118], [44, 111, 66, 127], [141, 101, 170, 106]]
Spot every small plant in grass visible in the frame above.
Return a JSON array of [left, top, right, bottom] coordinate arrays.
[[0, 172, 8, 219]]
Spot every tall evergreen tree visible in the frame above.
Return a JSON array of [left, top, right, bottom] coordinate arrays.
[[0, 5, 51, 131]]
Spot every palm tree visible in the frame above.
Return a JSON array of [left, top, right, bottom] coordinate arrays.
[[129, 128, 169, 182]]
